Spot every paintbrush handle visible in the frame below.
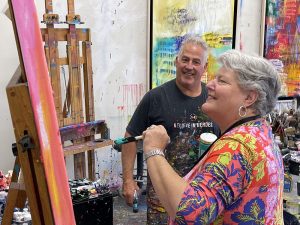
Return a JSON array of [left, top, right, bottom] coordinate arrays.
[[134, 135, 143, 140], [114, 135, 144, 145]]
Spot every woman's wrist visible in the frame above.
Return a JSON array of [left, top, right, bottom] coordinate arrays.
[[144, 149, 165, 161]]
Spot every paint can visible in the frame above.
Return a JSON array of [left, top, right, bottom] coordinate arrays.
[[198, 133, 217, 158]]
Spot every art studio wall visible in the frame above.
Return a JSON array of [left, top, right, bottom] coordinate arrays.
[[0, 0, 263, 186]]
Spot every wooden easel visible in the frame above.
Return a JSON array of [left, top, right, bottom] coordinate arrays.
[[41, 0, 109, 180], [3, 68, 55, 225], [3, 0, 113, 224]]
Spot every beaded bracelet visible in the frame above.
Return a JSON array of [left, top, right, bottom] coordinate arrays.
[[144, 149, 165, 161]]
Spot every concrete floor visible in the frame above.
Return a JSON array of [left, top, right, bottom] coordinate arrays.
[[113, 192, 147, 225]]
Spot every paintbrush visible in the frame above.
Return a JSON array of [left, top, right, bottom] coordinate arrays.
[[114, 135, 143, 146]]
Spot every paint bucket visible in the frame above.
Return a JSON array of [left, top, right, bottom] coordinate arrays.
[[198, 133, 217, 158]]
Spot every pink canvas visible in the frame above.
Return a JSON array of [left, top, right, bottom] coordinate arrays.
[[11, 0, 75, 224]]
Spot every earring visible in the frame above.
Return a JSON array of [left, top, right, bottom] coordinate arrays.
[[238, 105, 247, 118]]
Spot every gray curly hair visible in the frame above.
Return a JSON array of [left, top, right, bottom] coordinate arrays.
[[218, 50, 281, 116]]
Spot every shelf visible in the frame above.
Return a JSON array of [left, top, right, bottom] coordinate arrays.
[[63, 139, 113, 156]]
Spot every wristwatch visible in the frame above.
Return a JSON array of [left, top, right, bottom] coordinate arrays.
[[144, 149, 165, 161]]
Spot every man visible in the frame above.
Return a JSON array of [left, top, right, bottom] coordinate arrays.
[[121, 35, 220, 224]]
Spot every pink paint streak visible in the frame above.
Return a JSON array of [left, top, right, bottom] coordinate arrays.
[[122, 84, 144, 107], [11, 0, 75, 224], [239, 32, 243, 51]]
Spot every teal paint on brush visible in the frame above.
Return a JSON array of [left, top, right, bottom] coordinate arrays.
[[114, 135, 143, 145]]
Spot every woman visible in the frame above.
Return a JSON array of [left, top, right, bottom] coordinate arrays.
[[143, 50, 284, 224]]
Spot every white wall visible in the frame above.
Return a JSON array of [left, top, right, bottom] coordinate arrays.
[[0, 1, 19, 173], [0, 0, 262, 184], [235, 0, 264, 54]]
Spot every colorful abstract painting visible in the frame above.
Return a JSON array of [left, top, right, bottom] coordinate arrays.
[[151, 0, 237, 88], [264, 0, 300, 96]]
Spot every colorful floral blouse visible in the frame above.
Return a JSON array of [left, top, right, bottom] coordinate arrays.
[[169, 118, 284, 225]]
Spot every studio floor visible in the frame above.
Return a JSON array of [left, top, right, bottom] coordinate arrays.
[[113, 193, 147, 225]]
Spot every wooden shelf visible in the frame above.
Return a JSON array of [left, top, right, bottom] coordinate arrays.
[[64, 139, 113, 156]]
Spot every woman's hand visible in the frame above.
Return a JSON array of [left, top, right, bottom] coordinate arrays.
[[142, 125, 170, 153], [142, 125, 186, 219]]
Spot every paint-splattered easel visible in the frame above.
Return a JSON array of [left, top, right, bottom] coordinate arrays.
[[41, 0, 113, 179]]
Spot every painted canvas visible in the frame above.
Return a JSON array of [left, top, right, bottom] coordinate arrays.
[[151, 0, 237, 88], [264, 0, 300, 96], [10, 0, 75, 224]]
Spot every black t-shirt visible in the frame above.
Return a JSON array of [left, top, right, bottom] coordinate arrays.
[[127, 79, 220, 176]]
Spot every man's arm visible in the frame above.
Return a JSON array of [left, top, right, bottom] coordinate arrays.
[[121, 131, 139, 206]]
